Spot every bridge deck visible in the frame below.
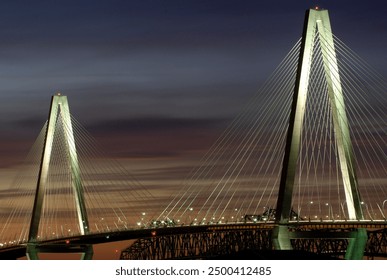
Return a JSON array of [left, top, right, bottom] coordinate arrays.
[[1, 221, 386, 259]]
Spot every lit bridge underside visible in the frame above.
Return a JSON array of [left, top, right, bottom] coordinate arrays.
[[1, 221, 387, 259]]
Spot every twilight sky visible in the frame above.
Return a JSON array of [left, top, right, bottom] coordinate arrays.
[[0, 0, 386, 169], [0, 0, 385, 259]]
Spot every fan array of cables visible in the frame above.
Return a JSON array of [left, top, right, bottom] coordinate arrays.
[[158, 28, 386, 225], [0, 111, 158, 247]]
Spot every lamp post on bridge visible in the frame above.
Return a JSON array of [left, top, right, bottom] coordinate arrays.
[[360, 201, 374, 221], [382, 200, 387, 220], [376, 201, 387, 221], [325, 203, 334, 221]]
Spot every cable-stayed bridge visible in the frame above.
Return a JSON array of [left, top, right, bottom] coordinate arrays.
[[0, 8, 386, 260]]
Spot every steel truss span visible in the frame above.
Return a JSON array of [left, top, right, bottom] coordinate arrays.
[[120, 227, 387, 260], [291, 229, 387, 259], [120, 228, 272, 260]]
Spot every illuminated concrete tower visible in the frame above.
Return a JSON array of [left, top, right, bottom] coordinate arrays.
[[27, 94, 92, 259], [273, 9, 366, 259]]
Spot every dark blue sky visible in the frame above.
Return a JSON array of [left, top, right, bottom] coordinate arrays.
[[0, 0, 385, 166]]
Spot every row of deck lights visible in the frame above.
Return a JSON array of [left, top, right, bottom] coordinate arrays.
[[135, 199, 387, 228], [3, 201, 387, 247]]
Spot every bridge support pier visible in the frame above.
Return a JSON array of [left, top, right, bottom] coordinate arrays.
[[81, 245, 94, 260], [26, 243, 94, 260], [272, 225, 292, 250], [345, 228, 367, 260], [26, 244, 39, 260], [285, 227, 367, 260]]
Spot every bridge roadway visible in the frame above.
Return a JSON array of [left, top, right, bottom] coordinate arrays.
[[1, 220, 386, 259]]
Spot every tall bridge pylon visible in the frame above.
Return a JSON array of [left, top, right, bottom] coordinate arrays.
[[273, 8, 367, 259], [26, 94, 93, 260]]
